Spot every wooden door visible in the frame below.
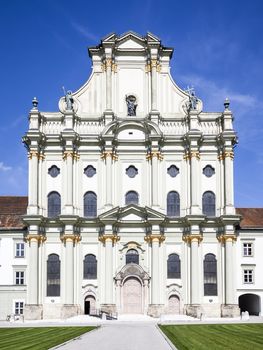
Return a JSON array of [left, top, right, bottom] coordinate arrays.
[[123, 277, 142, 314], [168, 295, 180, 314]]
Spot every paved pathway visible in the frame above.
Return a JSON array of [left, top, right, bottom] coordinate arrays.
[[56, 323, 173, 350]]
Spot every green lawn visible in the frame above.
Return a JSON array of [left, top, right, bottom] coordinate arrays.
[[0, 326, 96, 350], [159, 324, 263, 350]]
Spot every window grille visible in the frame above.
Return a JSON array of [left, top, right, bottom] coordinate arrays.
[[167, 191, 180, 217], [204, 253, 217, 296], [84, 192, 97, 217], [167, 254, 181, 279], [47, 254, 60, 296], [47, 192, 61, 218], [83, 254, 97, 279]]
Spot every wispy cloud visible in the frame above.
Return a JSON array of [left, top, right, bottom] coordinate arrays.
[[71, 22, 98, 42], [0, 162, 12, 171], [0, 115, 26, 132]]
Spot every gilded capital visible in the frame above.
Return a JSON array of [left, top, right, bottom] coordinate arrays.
[[60, 234, 81, 244], [28, 150, 43, 160], [146, 151, 163, 161], [144, 234, 165, 244], [182, 234, 203, 244], [99, 234, 120, 244], [217, 234, 237, 243], [101, 151, 118, 161], [25, 234, 46, 244], [183, 151, 200, 161]]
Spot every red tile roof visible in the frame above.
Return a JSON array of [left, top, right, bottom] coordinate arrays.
[[0, 196, 27, 229], [236, 208, 263, 228]]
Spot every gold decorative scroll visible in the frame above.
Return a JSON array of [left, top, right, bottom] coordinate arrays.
[[182, 234, 203, 244], [25, 234, 46, 243], [146, 151, 163, 161], [101, 151, 118, 161], [184, 151, 200, 160], [99, 234, 120, 244], [144, 234, 166, 244], [217, 234, 237, 243], [60, 234, 81, 243]]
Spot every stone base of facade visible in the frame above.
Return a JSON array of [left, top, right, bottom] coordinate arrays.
[[24, 304, 43, 320], [100, 304, 117, 315], [147, 304, 165, 318], [185, 304, 203, 318], [42, 304, 81, 319], [221, 304, 240, 318]]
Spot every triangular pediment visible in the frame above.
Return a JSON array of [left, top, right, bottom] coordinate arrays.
[[116, 31, 146, 50], [98, 204, 166, 224]]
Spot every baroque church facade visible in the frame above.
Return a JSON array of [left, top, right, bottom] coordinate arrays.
[[0, 32, 263, 320]]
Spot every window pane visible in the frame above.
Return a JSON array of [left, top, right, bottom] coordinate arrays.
[[84, 192, 97, 217], [204, 254, 217, 295], [126, 249, 139, 264], [125, 191, 139, 205], [48, 192, 61, 218], [167, 191, 180, 217], [83, 254, 97, 279], [167, 254, 181, 279], [202, 191, 215, 216], [47, 254, 60, 296]]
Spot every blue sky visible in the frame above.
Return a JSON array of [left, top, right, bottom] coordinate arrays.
[[0, 0, 263, 207]]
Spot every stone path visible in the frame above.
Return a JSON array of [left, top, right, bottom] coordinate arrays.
[[56, 323, 173, 350]]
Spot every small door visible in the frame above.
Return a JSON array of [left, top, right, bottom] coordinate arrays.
[[168, 295, 180, 314], [84, 295, 96, 315], [123, 277, 142, 314]]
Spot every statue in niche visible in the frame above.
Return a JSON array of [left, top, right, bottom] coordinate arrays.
[[126, 95, 137, 116], [63, 87, 74, 111]]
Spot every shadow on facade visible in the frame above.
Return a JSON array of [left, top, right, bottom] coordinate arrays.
[[238, 293, 261, 316]]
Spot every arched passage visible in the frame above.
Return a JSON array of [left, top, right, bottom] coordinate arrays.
[[239, 293, 261, 316], [84, 295, 96, 315]]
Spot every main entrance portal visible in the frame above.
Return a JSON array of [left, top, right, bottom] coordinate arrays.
[[84, 295, 96, 315], [123, 277, 142, 314]]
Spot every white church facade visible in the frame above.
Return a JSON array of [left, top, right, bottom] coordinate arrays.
[[0, 32, 263, 320]]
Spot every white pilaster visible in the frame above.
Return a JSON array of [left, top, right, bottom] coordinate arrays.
[[225, 237, 235, 304], [190, 237, 200, 304], [104, 237, 113, 304], [27, 237, 39, 304]]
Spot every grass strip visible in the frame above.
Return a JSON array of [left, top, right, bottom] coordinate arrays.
[[159, 323, 263, 350], [0, 326, 96, 350]]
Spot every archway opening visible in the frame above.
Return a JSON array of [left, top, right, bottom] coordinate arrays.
[[123, 277, 142, 314], [168, 295, 180, 314], [239, 293, 261, 316], [84, 295, 96, 315]]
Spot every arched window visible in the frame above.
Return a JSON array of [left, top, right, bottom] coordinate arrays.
[[202, 191, 216, 216], [125, 191, 139, 205], [47, 192, 61, 218], [47, 254, 60, 296], [167, 191, 180, 217], [83, 254, 97, 279], [167, 254, 181, 279], [126, 249, 139, 264], [204, 253, 217, 296], [84, 192, 97, 217]]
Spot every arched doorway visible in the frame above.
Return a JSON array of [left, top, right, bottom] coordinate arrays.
[[168, 295, 180, 314], [239, 294, 261, 316], [84, 295, 96, 315], [123, 277, 142, 314]]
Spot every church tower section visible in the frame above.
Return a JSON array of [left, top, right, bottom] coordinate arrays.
[[22, 32, 241, 319]]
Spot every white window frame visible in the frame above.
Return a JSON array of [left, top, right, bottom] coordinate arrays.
[[14, 270, 25, 285], [15, 242, 25, 258], [14, 300, 24, 315], [242, 242, 253, 257], [243, 268, 254, 284]]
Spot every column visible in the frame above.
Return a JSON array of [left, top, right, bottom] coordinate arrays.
[[151, 154, 159, 207], [105, 237, 113, 304], [225, 237, 235, 304], [105, 58, 112, 111], [27, 236, 39, 304], [28, 150, 39, 214], [64, 152, 73, 214], [65, 237, 74, 304], [151, 59, 157, 111], [190, 236, 200, 304], [224, 150, 234, 214], [105, 153, 112, 207], [190, 151, 200, 214], [151, 237, 160, 304]]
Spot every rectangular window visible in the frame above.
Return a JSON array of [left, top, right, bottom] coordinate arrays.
[[15, 243, 25, 257], [15, 302, 24, 315], [15, 271, 24, 285], [243, 243, 253, 257], [243, 269, 253, 283]]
